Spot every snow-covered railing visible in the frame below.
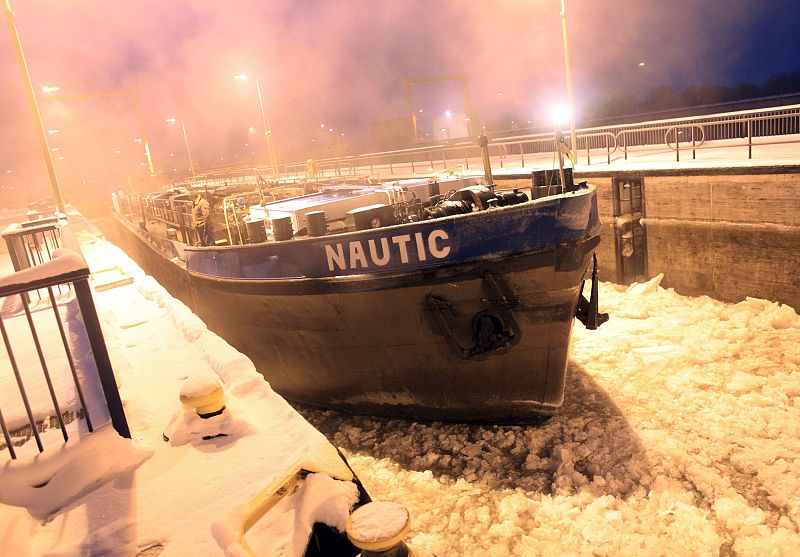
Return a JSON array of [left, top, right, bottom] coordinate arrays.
[[2, 215, 66, 273], [0, 232, 130, 461]]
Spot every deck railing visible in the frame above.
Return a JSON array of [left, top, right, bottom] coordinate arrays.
[[0, 224, 130, 460]]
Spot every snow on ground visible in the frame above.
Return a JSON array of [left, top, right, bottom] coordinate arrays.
[[0, 227, 357, 556], [2, 214, 800, 556], [298, 276, 800, 556]]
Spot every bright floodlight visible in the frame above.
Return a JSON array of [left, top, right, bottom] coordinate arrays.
[[444, 110, 452, 118], [549, 105, 571, 125], [41, 85, 60, 93], [233, 73, 248, 80], [638, 61, 646, 67]]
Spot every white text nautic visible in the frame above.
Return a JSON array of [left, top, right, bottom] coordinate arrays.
[[325, 230, 451, 272]]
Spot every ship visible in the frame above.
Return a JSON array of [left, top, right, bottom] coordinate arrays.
[[111, 145, 606, 422]]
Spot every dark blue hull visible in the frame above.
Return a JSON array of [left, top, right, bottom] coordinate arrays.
[[114, 185, 602, 421]]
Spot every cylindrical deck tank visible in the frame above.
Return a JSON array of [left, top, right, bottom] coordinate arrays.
[[272, 216, 294, 241], [244, 218, 267, 244], [306, 211, 327, 237]]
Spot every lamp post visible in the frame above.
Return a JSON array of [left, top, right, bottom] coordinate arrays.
[[234, 74, 278, 179], [166, 118, 195, 178], [3, 0, 66, 212], [560, 0, 578, 163]]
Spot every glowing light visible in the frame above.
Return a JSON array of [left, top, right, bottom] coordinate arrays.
[[134, 138, 142, 142], [549, 105, 571, 125], [47, 129, 60, 134], [638, 61, 646, 67], [50, 147, 59, 152], [41, 85, 60, 93], [233, 73, 248, 80], [444, 111, 452, 118], [248, 126, 257, 133], [165, 117, 177, 123]]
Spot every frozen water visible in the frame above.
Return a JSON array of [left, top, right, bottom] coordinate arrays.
[[299, 277, 800, 556]]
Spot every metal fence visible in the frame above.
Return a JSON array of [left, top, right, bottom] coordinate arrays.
[[149, 104, 800, 190], [276, 104, 800, 180], [1, 223, 129, 460]]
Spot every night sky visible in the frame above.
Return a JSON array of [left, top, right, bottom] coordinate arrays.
[[1, 0, 798, 206]]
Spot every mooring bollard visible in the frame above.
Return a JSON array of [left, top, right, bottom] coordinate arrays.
[[346, 501, 435, 557], [179, 373, 225, 418]]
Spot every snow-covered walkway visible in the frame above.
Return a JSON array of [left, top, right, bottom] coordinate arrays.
[[301, 278, 800, 556], [1, 228, 356, 556]]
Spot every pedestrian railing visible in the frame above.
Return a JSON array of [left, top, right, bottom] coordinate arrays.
[[0, 224, 129, 461], [275, 104, 800, 179], [2, 216, 65, 271]]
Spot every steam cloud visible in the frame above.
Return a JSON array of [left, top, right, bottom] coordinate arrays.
[[0, 0, 795, 209]]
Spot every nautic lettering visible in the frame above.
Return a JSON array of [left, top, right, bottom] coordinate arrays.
[[325, 229, 451, 272]]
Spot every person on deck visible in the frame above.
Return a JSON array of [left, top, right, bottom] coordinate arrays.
[[191, 193, 214, 246]]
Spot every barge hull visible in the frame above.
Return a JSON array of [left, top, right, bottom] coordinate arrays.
[[114, 214, 597, 422]]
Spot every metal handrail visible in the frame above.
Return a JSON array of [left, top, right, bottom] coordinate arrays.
[[1, 227, 130, 460], [160, 104, 799, 187]]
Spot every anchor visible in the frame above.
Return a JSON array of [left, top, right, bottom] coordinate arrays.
[[425, 272, 521, 360], [575, 254, 609, 330]]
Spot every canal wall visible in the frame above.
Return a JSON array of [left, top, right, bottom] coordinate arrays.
[[496, 165, 800, 310]]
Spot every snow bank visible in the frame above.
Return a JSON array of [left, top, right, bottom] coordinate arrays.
[[0, 233, 359, 556], [0, 426, 150, 520]]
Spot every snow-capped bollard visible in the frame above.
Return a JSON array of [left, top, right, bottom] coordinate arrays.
[[179, 373, 225, 418], [346, 501, 435, 557]]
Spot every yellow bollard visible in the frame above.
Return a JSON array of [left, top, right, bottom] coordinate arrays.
[[347, 501, 435, 556], [179, 373, 225, 418]]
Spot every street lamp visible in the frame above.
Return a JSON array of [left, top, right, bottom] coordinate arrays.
[[3, 0, 65, 211], [234, 73, 278, 178], [560, 0, 578, 163], [166, 117, 195, 178]]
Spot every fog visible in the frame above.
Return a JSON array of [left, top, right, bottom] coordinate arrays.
[[0, 0, 796, 209]]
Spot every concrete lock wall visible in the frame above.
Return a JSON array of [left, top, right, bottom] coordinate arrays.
[[495, 167, 800, 310], [578, 167, 800, 310]]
